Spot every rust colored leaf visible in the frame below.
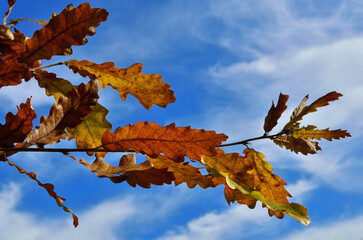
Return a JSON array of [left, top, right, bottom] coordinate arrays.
[[101, 121, 228, 162], [0, 98, 36, 147], [292, 125, 351, 141], [67, 60, 176, 109], [20, 3, 108, 65], [4, 156, 78, 227], [149, 155, 225, 189], [224, 186, 257, 208], [0, 29, 26, 57], [284, 92, 342, 130], [26, 81, 99, 146], [264, 93, 289, 133], [273, 135, 321, 155], [72, 153, 174, 188], [0, 59, 27, 88]]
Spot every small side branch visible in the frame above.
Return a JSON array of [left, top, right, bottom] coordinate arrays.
[[29, 61, 67, 72]]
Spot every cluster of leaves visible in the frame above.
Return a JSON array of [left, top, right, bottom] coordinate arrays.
[[0, 1, 350, 228]]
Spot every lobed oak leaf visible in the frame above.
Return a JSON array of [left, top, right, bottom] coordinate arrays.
[[66, 60, 176, 109], [148, 155, 225, 189], [20, 3, 108, 65], [263, 93, 289, 133], [0, 27, 27, 58], [0, 58, 27, 88], [4, 156, 78, 227], [35, 70, 75, 102], [273, 135, 321, 155], [101, 121, 228, 162], [292, 125, 351, 141], [284, 92, 342, 131], [0, 98, 36, 147], [26, 80, 99, 146], [35, 70, 112, 154]]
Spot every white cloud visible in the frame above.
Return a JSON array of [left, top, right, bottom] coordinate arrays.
[[284, 215, 363, 240]]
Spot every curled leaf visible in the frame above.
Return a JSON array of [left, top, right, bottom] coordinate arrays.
[[273, 135, 321, 155], [263, 93, 289, 133], [3, 156, 78, 227], [67, 60, 176, 109]]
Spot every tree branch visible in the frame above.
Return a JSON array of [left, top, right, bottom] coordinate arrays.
[[29, 61, 68, 71]]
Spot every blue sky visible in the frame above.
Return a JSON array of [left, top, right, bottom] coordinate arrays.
[[1, 0, 363, 239]]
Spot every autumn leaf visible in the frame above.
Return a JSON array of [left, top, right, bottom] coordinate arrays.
[[35, 70, 75, 102], [101, 121, 228, 162], [284, 92, 342, 131], [66, 60, 176, 109], [0, 98, 36, 147], [292, 125, 351, 141], [0, 26, 26, 57], [35, 70, 112, 154], [264, 93, 289, 133], [26, 81, 99, 146], [148, 155, 225, 189], [3, 155, 78, 227], [201, 148, 310, 225], [0, 59, 27, 88], [71, 153, 174, 188], [273, 134, 321, 155], [20, 3, 108, 65]]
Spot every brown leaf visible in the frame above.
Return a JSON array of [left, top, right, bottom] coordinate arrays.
[[26, 80, 99, 146], [0, 27, 26, 57], [264, 93, 289, 133], [284, 92, 342, 131], [0, 59, 27, 88], [273, 135, 321, 155], [20, 3, 108, 65], [4, 156, 78, 227], [149, 155, 225, 189], [292, 125, 351, 141], [101, 122, 228, 162], [0, 98, 36, 147], [67, 60, 176, 109]]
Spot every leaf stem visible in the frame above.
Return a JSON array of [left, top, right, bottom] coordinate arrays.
[[218, 132, 281, 147], [29, 61, 68, 71]]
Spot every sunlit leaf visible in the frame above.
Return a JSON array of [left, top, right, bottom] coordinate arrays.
[[67, 60, 176, 109], [292, 125, 351, 141], [264, 93, 289, 133]]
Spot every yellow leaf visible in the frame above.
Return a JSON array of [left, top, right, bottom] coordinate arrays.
[[66, 59, 176, 109], [292, 125, 351, 141]]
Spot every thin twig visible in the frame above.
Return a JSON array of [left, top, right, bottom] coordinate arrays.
[[29, 61, 67, 71], [8, 18, 48, 27]]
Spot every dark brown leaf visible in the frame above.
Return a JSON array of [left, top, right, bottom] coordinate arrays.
[[264, 93, 289, 133]]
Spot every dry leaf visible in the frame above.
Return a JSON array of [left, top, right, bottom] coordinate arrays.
[[67, 60, 176, 109], [263, 93, 289, 133], [20, 3, 108, 65], [101, 121, 228, 162], [0, 98, 36, 147]]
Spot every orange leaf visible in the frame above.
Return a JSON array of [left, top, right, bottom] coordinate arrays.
[[20, 3, 108, 65], [0, 59, 27, 88], [101, 122, 228, 162], [263, 93, 289, 133], [26, 80, 99, 146], [0, 27, 26, 57], [284, 92, 342, 130], [149, 155, 225, 189], [67, 60, 176, 109], [0, 98, 36, 147]]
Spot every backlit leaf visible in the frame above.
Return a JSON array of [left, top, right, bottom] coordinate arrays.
[[0, 59, 27, 88], [20, 3, 108, 65], [0, 98, 36, 147], [149, 155, 225, 189], [273, 135, 321, 155], [292, 125, 351, 141], [26, 81, 99, 146], [284, 92, 342, 131], [67, 60, 176, 109], [264, 93, 289, 133], [101, 121, 228, 162]]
